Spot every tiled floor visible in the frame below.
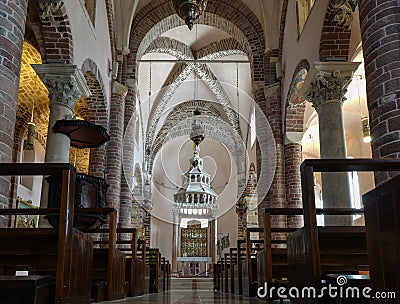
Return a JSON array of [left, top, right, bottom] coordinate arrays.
[[98, 290, 273, 303]]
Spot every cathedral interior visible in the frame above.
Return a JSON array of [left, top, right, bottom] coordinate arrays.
[[0, 0, 399, 303]]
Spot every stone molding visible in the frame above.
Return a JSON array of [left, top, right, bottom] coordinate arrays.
[[285, 132, 304, 144], [300, 61, 360, 109], [112, 81, 129, 98]]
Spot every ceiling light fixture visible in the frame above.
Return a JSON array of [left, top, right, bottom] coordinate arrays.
[[173, 0, 207, 30]]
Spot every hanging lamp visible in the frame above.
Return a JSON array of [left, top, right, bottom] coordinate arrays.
[[173, 0, 207, 30]]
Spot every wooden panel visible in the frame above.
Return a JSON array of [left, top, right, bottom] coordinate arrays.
[[363, 174, 400, 301]]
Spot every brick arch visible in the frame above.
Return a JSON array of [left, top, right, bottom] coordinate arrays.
[[40, 1, 74, 63], [128, 0, 264, 82], [319, 0, 355, 61], [143, 37, 244, 153], [285, 60, 310, 133], [81, 59, 109, 177]]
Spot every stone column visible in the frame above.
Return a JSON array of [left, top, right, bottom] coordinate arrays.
[[172, 211, 179, 274], [0, 0, 28, 220], [106, 81, 128, 219], [285, 133, 304, 228], [32, 64, 91, 163], [301, 61, 360, 226], [32, 64, 91, 209], [358, 0, 400, 185]]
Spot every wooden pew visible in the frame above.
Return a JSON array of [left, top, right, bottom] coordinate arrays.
[[363, 173, 400, 302], [160, 257, 170, 291], [0, 163, 93, 303], [213, 260, 223, 291], [257, 208, 300, 289], [80, 211, 127, 302], [286, 159, 400, 300], [229, 247, 238, 293], [242, 227, 264, 297], [234, 239, 245, 295], [136, 241, 150, 295], [146, 248, 165, 293]]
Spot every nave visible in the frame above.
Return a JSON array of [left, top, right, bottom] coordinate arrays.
[[98, 278, 271, 304]]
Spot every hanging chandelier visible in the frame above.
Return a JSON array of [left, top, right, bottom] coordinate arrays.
[[173, 0, 208, 30]]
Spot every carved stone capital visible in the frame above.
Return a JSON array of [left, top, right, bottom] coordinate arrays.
[[44, 76, 82, 110], [112, 81, 129, 98], [35, 0, 63, 20], [32, 64, 91, 111], [327, 0, 358, 29], [300, 61, 360, 109]]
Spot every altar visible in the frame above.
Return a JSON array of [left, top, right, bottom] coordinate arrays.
[[177, 257, 212, 276]]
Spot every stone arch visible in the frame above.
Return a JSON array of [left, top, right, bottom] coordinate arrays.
[[319, 0, 356, 61], [41, 2, 73, 63], [285, 60, 310, 133], [128, 0, 265, 83], [81, 59, 109, 177], [143, 37, 244, 154]]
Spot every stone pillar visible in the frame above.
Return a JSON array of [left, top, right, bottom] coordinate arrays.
[[358, 0, 400, 185], [284, 133, 304, 228], [32, 64, 91, 209], [32, 64, 91, 163], [106, 81, 128, 219], [301, 61, 360, 226], [0, 0, 28, 221], [172, 211, 179, 274]]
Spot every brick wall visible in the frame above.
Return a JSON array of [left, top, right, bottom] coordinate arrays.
[[81, 59, 109, 178], [358, 0, 400, 184], [41, 2, 73, 63], [105, 82, 127, 221], [284, 143, 303, 228], [0, 0, 28, 225]]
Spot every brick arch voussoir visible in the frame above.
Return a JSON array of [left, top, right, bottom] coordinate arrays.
[[145, 37, 193, 59], [81, 59, 109, 130], [319, 0, 352, 61], [41, 1, 73, 63], [128, 0, 264, 82]]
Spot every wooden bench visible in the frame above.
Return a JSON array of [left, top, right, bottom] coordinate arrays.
[[233, 239, 245, 295], [147, 248, 164, 293], [136, 242, 150, 295], [257, 208, 301, 290], [363, 173, 400, 301], [0, 163, 93, 303], [242, 227, 264, 297], [80, 210, 127, 302], [286, 159, 400, 301]]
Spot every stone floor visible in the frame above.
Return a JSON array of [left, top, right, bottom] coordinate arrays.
[[97, 290, 277, 303]]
